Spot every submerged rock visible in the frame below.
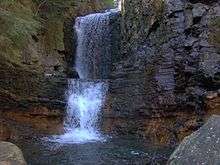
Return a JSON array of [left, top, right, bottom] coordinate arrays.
[[168, 115, 220, 165], [0, 141, 26, 165]]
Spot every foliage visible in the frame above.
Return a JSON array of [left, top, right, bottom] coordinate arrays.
[[0, 0, 114, 49], [33, 0, 114, 19], [33, 0, 75, 19], [104, 0, 114, 6], [209, 17, 220, 46], [0, 0, 40, 48], [0, 0, 113, 65]]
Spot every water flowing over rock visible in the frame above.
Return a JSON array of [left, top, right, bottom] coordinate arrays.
[[75, 10, 120, 79], [0, 0, 110, 113], [114, 0, 121, 10], [50, 8, 121, 143], [0, 0, 219, 150], [52, 80, 108, 143]]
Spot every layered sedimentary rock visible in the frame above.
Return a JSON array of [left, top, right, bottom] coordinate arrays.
[[1, 0, 219, 147], [103, 0, 220, 145]]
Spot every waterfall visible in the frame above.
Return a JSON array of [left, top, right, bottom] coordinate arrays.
[[50, 9, 120, 144], [75, 10, 117, 79], [54, 80, 107, 144], [114, 0, 121, 11]]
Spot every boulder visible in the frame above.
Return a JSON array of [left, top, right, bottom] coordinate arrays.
[[168, 115, 220, 165], [0, 142, 26, 165]]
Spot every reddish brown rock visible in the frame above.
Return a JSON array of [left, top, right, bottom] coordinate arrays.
[[0, 123, 11, 141]]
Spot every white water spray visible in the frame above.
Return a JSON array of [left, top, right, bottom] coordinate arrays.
[[114, 0, 121, 11], [53, 80, 107, 144]]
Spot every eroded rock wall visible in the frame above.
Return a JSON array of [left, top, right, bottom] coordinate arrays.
[[103, 0, 220, 145]]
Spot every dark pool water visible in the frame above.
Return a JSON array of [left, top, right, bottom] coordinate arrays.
[[12, 135, 173, 165], [1, 117, 174, 165]]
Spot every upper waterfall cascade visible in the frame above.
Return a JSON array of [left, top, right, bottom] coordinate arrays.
[[114, 0, 121, 10], [75, 10, 118, 79]]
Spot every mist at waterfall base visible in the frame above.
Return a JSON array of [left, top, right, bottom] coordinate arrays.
[[51, 80, 108, 144]]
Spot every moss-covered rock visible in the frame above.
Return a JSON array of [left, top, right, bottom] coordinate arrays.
[[209, 17, 220, 49], [0, 0, 110, 111]]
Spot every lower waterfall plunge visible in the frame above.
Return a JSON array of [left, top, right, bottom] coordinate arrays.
[[50, 9, 119, 143], [53, 80, 108, 144]]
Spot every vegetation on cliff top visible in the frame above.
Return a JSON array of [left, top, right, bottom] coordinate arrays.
[[0, 0, 113, 66], [0, 0, 40, 66], [0, 0, 40, 48]]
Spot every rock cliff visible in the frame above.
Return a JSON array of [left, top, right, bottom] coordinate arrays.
[[103, 0, 220, 145]]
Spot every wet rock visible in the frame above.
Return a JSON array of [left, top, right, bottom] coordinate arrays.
[[66, 68, 79, 78], [104, 0, 220, 145], [192, 3, 208, 18], [168, 115, 220, 165], [166, 0, 184, 14], [205, 95, 220, 117], [188, 0, 218, 5], [0, 142, 26, 165], [0, 109, 64, 136]]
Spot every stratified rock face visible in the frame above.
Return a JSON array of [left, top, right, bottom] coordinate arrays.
[[0, 141, 27, 165], [103, 0, 220, 145], [168, 115, 220, 165]]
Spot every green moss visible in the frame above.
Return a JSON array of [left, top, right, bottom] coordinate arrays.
[[44, 19, 64, 53], [209, 17, 220, 47], [0, 1, 40, 48], [0, 0, 41, 67], [0, 0, 108, 67], [104, 0, 114, 6], [33, 0, 75, 19]]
